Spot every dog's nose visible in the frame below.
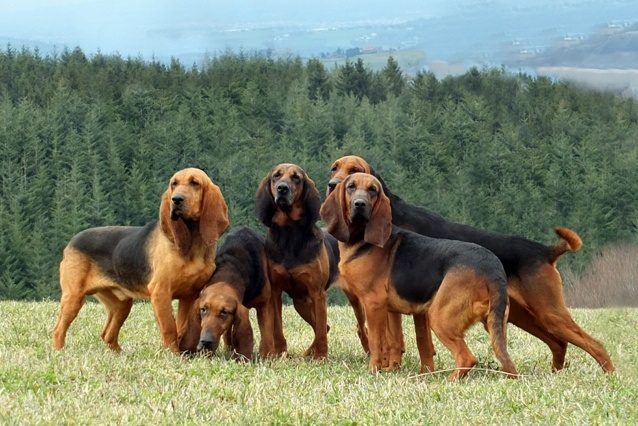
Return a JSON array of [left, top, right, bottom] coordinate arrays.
[[276, 183, 289, 194], [354, 199, 367, 209], [327, 180, 339, 192], [171, 194, 185, 205]]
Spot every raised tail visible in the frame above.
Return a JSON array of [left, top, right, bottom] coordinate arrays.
[[548, 227, 583, 265]]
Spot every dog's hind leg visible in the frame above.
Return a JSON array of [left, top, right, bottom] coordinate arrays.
[[52, 291, 86, 350], [53, 251, 89, 350], [508, 298, 569, 371], [94, 290, 133, 351]]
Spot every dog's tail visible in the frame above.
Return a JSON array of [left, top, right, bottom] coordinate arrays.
[[548, 227, 583, 265], [485, 273, 518, 378]]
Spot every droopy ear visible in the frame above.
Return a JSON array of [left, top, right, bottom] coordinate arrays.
[[255, 175, 276, 227], [178, 298, 203, 353], [301, 173, 321, 225], [320, 182, 350, 243], [160, 189, 192, 255], [200, 181, 230, 246], [364, 191, 392, 247], [231, 304, 254, 361]]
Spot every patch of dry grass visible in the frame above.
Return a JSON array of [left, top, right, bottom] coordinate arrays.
[[564, 244, 638, 308]]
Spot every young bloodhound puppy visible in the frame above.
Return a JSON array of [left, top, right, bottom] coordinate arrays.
[[53, 168, 229, 352], [327, 155, 615, 374], [179, 226, 274, 360], [255, 163, 337, 359], [321, 173, 518, 379]]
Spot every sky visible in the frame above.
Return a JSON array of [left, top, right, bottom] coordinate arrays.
[[1, 0, 636, 67], [0, 0, 448, 60]]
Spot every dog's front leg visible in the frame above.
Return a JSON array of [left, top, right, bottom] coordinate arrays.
[[150, 289, 178, 352], [362, 297, 389, 374]]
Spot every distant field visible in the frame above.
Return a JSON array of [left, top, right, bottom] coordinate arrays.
[[537, 67, 638, 96], [319, 48, 428, 73], [1, 300, 635, 424]]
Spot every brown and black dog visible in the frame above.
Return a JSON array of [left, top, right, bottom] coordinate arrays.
[[179, 226, 274, 360], [255, 163, 339, 359], [321, 173, 518, 379], [53, 168, 229, 352], [327, 155, 615, 373]]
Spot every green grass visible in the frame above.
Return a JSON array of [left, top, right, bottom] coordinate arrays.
[[1, 300, 636, 425]]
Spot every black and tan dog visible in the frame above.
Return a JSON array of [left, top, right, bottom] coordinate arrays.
[[327, 155, 615, 374], [53, 168, 229, 352], [321, 173, 518, 379], [255, 163, 338, 359], [179, 226, 274, 360]]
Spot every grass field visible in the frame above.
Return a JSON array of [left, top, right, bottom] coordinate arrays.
[[1, 300, 636, 425]]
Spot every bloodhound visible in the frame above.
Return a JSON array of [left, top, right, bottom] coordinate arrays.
[[327, 155, 615, 374], [255, 163, 337, 359], [179, 226, 274, 360], [52, 168, 229, 352], [321, 173, 518, 379]]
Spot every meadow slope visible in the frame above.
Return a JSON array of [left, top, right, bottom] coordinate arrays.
[[0, 300, 636, 425]]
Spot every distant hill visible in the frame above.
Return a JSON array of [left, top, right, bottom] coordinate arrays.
[[505, 22, 638, 69], [2, 0, 637, 88]]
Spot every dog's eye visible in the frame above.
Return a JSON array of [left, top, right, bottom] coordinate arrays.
[[347, 182, 356, 190], [199, 307, 207, 316], [171, 181, 178, 188], [190, 180, 200, 187], [291, 174, 300, 181], [369, 186, 378, 194], [331, 165, 337, 172], [219, 309, 228, 318], [273, 172, 281, 180], [350, 168, 360, 174]]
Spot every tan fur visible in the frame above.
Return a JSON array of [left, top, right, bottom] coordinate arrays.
[[328, 155, 615, 374], [327, 156, 433, 371], [321, 173, 517, 379], [180, 250, 276, 360], [52, 168, 229, 352], [255, 163, 330, 359], [269, 247, 331, 358]]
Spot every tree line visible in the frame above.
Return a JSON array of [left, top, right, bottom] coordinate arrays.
[[1, 45, 637, 300]]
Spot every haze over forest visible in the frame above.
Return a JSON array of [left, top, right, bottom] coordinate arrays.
[[1, 0, 638, 92]]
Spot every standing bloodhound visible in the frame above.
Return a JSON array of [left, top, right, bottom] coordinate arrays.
[[327, 155, 615, 374], [321, 173, 518, 379], [179, 226, 274, 360], [255, 163, 337, 359], [52, 168, 229, 352]]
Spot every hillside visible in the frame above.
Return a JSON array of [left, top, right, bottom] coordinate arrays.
[[1, 48, 638, 300]]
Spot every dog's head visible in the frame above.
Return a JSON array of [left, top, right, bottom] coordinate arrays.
[[326, 155, 373, 196], [160, 168, 229, 255], [320, 173, 392, 247], [196, 283, 254, 359], [255, 163, 321, 227]]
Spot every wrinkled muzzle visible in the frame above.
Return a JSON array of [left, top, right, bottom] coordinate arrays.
[[274, 181, 293, 208], [350, 197, 370, 223], [170, 193, 186, 220]]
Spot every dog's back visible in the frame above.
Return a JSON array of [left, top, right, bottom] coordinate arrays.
[[210, 226, 268, 306], [389, 227, 508, 306], [378, 176, 573, 274], [66, 223, 158, 290]]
